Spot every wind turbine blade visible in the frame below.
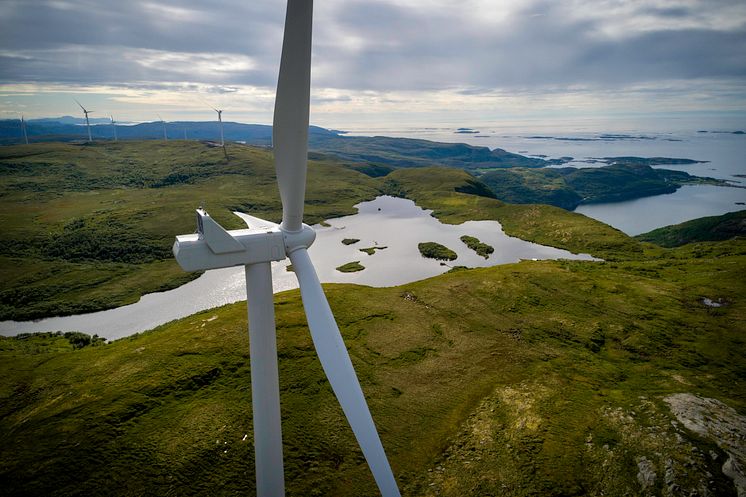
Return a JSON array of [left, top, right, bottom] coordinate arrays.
[[273, 0, 313, 233], [74, 99, 86, 112], [289, 248, 401, 497]]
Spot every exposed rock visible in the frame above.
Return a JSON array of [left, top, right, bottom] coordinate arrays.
[[664, 393, 746, 497], [637, 456, 657, 488]]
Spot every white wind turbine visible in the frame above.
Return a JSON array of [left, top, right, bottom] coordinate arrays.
[[157, 114, 168, 141], [172, 1, 400, 496], [20, 114, 29, 144], [212, 106, 225, 147], [110, 115, 118, 141], [74, 99, 93, 142]]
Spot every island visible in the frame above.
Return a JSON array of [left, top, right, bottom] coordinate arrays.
[[359, 246, 387, 255], [418, 242, 458, 261], [341, 238, 360, 245], [460, 235, 494, 258], [335, 261, 365, 273]]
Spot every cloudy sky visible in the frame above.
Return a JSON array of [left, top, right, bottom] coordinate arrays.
[[1, 0, 745, 130]]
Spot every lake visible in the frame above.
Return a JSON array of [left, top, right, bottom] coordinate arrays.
[[343, 124, 746, 234], [0, 196, 596, 341]]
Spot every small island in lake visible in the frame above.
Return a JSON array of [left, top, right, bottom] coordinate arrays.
[[418, 242, 458, 261], [336, 261, 365, 273], [359, 246, 387, 255], [460, 235, 494, 258], [341, 238, 360, 245]]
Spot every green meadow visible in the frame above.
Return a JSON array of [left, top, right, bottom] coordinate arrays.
[[1, 141, 744, 496]]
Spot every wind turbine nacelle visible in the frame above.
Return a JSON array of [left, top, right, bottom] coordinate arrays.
[[173, 209, 286, 271]]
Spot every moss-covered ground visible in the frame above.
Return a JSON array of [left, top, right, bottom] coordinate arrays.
[[1, 142, 744, 496], [1, 236, 744, 496], [0, 141, 379, 320]]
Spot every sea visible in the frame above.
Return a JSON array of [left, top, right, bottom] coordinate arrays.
[[340, 119, 746, 235]]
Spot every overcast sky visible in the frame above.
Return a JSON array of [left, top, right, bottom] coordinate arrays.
[[1, 0, 745, 130]]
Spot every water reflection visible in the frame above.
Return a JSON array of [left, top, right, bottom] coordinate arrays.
[[0, 196, 596, 340]]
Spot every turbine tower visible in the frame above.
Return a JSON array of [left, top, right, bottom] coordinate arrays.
[[172, 1, 400, 496], [74, 99, 93, 142], [212, 107, 225, 147], [20, 115, 29, 145], [157, 114, 168, 141], [110, 115, 118, 141]]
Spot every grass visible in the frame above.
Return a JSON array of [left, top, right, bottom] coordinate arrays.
[[1, 142, 745, 495], [336, 261, 365, 273], [1, 237, 744, 496], [478, 164, 732, 210], [635, 209, 746, 247], [460, 235, 494, 258], [0, 141, 380, 320], [418, 242, 458, 261], [383, 166, 641, 261]]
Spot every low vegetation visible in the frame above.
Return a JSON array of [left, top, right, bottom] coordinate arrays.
[[1, 139, 745, 495], [335, 261, 365, 273], [459, 235, 494, 258], [478, 164, 733, 210], [383, 166, 641, 261], [418, 242, 458, 261], [341, 238, 360, 245], [0, 141, 380, 320], [1, 235, 744, 496], [636, 209, 746, 247]]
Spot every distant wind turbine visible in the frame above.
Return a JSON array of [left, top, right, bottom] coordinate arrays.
[[157, 114, 168, 141], [212, 106, 225, 147], [74, 99, 93, 142], [20, 115, 29, 145], [110, 115, 118, 141]]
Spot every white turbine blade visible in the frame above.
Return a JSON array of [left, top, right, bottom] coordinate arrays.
[[233, 211, 279, 230], [74, 99, 86, 112], [289, 248, 401, 497], [273, 0, 313, 233]]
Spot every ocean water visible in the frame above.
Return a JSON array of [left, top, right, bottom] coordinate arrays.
[[342, 122, 746, 234]]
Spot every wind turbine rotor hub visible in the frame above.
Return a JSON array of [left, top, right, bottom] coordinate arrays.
[[280, 224, 316, 254]]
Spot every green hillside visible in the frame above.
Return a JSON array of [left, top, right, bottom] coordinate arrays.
[[1, 140, 745, 495], [0, 142, 634, 321], [0, 141, 380, 320], [636, 210, 746, 247], [478, 164, 732, 210], [1, 237, 744, 496]]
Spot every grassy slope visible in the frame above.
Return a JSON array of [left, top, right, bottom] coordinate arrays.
[[478, 164, 730, 210], [0, 141, 380, 320], [385, 167, 642, 260], [1, 237, 743, 496], [2, 153, 744, 495], [636, 209, 746, 247]]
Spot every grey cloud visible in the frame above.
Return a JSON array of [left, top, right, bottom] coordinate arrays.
[[0, 0, 744, 96]]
